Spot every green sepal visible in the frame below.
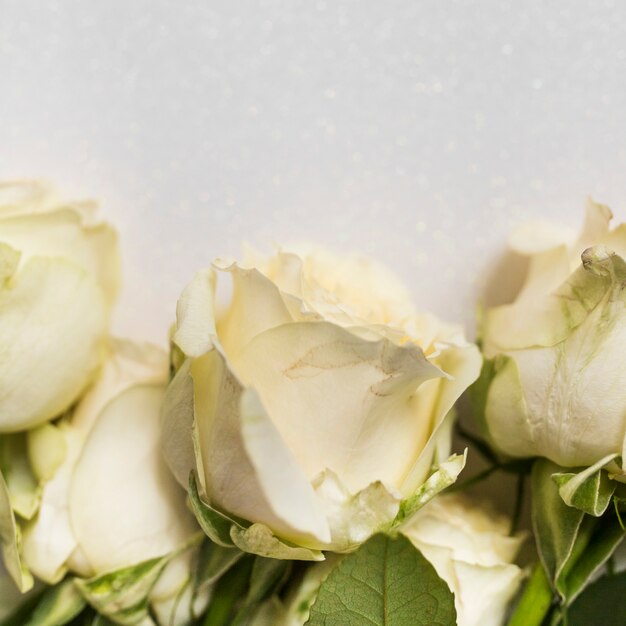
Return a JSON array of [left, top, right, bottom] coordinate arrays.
[[393, 451, 466, 527], [188, 472, 240, 548], [559, 513, 625, 604], [75, 556, 169, 626], [75, 533, 204, 626], [305, 533, 456, 625], [192, 539, 243, 601], [22, 578, 86, 626], [532, 458, 626, 604], [553, 454, 618, 517]]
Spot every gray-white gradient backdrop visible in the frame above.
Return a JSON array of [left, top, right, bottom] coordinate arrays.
[[2, 1, 625, 344]]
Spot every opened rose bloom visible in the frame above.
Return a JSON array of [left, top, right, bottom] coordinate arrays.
[[0, 181, 119, 433], [12, 340, 204, 625], [163, 246, 481, 558], [482, 200, 626, 480]]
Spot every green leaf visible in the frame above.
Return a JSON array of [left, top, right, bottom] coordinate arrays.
[[532, 458, 626, 606], [305, 533, 456, 626], [193, 540, 243, 598], [0, 468, 33, 591], [560, 513, 625, 604], [532, 458, 586, 599], [552, 454, 618, 517], [188, 472, 238, 548], [23, 578, 86, 626], [232, 557, 290, 625], [567, 572, 626, 626], [75, 555, 170, 626], [202, 556, 254, 626], [393, 452, 466, 526]]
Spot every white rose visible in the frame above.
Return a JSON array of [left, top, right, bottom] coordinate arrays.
[[251, 496, 524, 626], [20, 340, 201, 625], [482, 200, 626, 476], [163, 246, 481, 556], [0, 181, 120, 432], [403, 495, 525, 626]]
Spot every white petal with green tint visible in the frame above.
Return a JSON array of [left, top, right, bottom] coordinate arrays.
[[488, 250, 626, 466], [313, 469, 401, 551], [69, 384, 197, 574], [0, 257, 108, 432]]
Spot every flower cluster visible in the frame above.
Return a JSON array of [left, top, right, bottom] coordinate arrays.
[[1, 182, 625, 626]]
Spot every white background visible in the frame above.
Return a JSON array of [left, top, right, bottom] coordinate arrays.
[[1, 0, 626, 344]]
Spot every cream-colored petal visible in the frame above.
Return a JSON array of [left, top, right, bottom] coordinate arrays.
[[192, 349, 330, 546], [578, 198, 613, 248], [313, 469, 400, 551], [404, 495, 524, 626], [21, 425, 82, 584], [216, 264, 294, 361], [239, 388, 331, 545], [70, 338, 168, 435], [173, 268, 217, 358], [0, 180, 58, 216], [0, 257, 108, 432], [69, 384, 197, 573], [485, 354, 534, 459], [509, 220, 576, 256], [234, 321, 444, 493], [488, 249, 626, 466], [452, 560, 525, 626], [161, 359, 197, 489], [484, 245, 624, 353], [0, 208, 120, 306], [22, 340, 169, 582]]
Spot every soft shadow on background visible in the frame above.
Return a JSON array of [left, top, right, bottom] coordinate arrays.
[[1, 1, 626, 343]]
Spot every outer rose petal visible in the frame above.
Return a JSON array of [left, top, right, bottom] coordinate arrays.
[[487, 249, 626, 466], [192, 348, 331, 546], [0, 207, 119, 306], [215, 263, 294, 362], [233, 321, 444, 493], [69, 384, 197, 573], [403, 495, 524, 626], [22, 341, 167, 582], [312, 469, 401, 551], [0, 257, 108, 432], [173, 268, 218, 358]]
